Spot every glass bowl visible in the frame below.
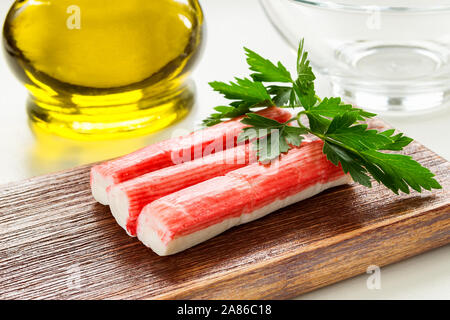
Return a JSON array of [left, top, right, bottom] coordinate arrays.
[[260, 0, 450, 115]]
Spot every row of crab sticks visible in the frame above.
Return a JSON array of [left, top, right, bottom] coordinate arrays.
[[90, 108, 350, 255], [136, 140, 351, 256], [108, 143, 257, 236], [90, 107, 291, 204]]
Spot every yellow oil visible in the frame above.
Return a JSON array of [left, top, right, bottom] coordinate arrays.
[[3, 0, 203, 140]]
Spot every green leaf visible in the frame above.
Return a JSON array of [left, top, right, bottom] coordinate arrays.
[[361, 150, 442, 194], [238, 127, 270, 143], [240, 112, 285, 128], [325, 112, 396, 151], [239, 113, 307, 161], [319, 111, 441, 193], [294, 81, 317, 110], [378, 130, 414, 151], [288, 39, 318, 110], [296, 39, 316, 84], [238, 113, 284, 145], [202, 102, 253, 127], [306, 113, 331, 134], [254, 136, 278, 163], [254, 132, 290, 163], [209, 78, 271, 104], [267, 85, 293, 107], [213, 106, 235, 113], [322, 134, 441, 193], [323, 141, 372, 187], [204, 78, 274, 126], [307, 97, 376, 120], [284, 126, 307, 146], [325, 111, 360, 133], [245, 48, 293, 83]]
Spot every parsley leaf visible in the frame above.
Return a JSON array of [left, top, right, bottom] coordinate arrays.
[[204, 78, 274, 126], [202, 102, 253, 126], [245, 48, 293, 83], [323, 141, 372, 187], [325, 112, 394, 150], [295, 81, 317, 110], [307, 97, 376, 119], [378, 129, 414, 151], [296, 39, 316, 84], [238, 113, 307, 161], [267, 85, 295, 107], [319, 111, 440, 193], [360, 150, 442, 193], [209, 78, 272, 104], [290, 39, 317, 110]]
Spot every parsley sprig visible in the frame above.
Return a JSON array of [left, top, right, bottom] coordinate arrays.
[[204, 39, 442, 194]]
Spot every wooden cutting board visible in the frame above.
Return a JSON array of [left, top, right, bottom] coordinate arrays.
[[0, 123, 449, 299]]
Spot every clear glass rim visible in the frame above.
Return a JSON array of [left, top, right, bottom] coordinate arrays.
[[289, 0, 450, 13]]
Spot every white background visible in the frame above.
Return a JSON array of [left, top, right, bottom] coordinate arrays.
[[0, 0, 448, 299]]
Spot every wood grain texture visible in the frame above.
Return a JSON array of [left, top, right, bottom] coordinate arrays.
[[0, 135, 449, 299]]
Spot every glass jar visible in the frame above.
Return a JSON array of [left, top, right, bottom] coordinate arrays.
[[3, 0, 204, 139], [261, 0, 450, 115]]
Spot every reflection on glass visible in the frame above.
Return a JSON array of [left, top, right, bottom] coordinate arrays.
[[26, 101, 199, 177]]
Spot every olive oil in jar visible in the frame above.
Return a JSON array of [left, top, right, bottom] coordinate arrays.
[[3, 0, 203, 139]]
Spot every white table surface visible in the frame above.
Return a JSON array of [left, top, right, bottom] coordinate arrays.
[[0, 0, 448, 299]]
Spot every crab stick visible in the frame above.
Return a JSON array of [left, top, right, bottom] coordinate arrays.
[[136, 140, 352, 256], [90, 107, 291, 205], [108, 144, 256, 236]]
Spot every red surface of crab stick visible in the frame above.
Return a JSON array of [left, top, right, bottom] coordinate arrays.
[[90, 107, 291, 205], [108, 144, 257, 236], [136, 140, 352, 256]]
